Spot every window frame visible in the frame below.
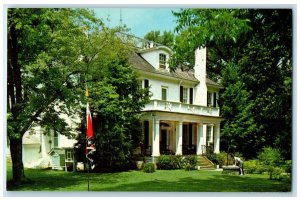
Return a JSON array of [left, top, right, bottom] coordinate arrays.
[[161, 86, 168, 101], [159, 53, 167, 69]]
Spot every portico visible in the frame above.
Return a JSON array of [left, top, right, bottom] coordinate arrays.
[[141, 111, 222, 157]]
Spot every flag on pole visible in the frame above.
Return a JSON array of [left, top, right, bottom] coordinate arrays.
[[85, 85, 96, 169]]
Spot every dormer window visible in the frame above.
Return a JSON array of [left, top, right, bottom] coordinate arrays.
[[159, 53, 167, 69]]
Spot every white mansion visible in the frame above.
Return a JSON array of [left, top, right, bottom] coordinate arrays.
[[129, 43, 222, 157], [9, 40, 222, 169]]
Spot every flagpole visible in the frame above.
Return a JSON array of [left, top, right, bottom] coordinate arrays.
[[87, 160, 90, 191]]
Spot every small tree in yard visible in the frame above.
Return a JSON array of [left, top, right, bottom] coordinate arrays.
[[258, 147, 284, 179]]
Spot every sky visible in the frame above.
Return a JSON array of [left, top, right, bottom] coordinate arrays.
[[92, 8, 179, 38]]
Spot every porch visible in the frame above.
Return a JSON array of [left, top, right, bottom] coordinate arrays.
[[139, 112, 221, 157]]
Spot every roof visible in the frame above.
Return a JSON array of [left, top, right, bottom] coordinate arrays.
[[129, 52, 198, 82], [128, 51, 222, 88]]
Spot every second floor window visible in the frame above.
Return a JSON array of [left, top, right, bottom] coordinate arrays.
[[162, 87, 167, 101], [54, 131, 59, 148], [159, 53, 166, 69], [180, 86, 188, 104]]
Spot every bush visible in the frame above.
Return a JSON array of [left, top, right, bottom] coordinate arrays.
[[283, 160, 292, 174], [258, 147, 284, 179], [244, 160, 265, 174], [156, 155, 173, 170], [157, 155, 184, 170], [216, 152, 230, 167], [170, 155, 184, 169], [183, 155, 197, 171], [143, 163, 155, 173], [272, 167, 285, 180]]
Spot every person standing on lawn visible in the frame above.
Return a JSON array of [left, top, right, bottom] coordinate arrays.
[[231, 153, 245, 175]]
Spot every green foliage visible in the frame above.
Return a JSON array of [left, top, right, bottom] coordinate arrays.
[[182, 155, 198, 171], [171, 155, 184, 169], [172, 9, 250, 75], [143, 163, 156, 173], [144, 30, 175, 48], [156, 155, 173, 170], [258, 147, 284, 179], [172, 9, 292, 160], [216, 152, 232, 167], [283, 160, 292, 174], [244, 160, 265, 174], [7, 8, 104, 183], [156, 155, 185, 170]]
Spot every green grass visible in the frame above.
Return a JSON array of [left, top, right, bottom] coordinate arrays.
[[6, 161, 291, 192]]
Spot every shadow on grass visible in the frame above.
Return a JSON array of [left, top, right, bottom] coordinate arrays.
[[7, 170, 122, 191], [6, 169, 292, 192], [91, 173, 291, 192]]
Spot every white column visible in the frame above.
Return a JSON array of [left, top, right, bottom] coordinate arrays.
[[152, 119, 160, 156], [196, 123, 203, 155], [202, 124, 207, 154], [214, 123, 220, 153], [175, 121, 183, 155]]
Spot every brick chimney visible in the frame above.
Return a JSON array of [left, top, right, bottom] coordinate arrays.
[[194, 47, 207, 106]]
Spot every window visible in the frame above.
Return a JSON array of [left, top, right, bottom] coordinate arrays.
[[159, 53, 166, 69], [207, 92, 212, 107], [161, 87, 167, 101], [65, 149, 73, 161], [207, 92, 217, 107], [54, 131, 58, 148], [182, 88, 188, 103], [180, 86, 188, 103], [206, 126, 213, 145]]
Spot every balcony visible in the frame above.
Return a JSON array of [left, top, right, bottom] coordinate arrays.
[[142, 99, 220, 117]]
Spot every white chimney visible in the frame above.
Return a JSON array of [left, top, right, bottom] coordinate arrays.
[[194, 47, 207, 106]]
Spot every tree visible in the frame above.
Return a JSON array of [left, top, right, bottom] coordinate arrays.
[[172, 9, 292, 159], [7, 8, 103, 184], [144, 30, 175, 48], [172, 9, 250, 77], [258, 147, 284, 179], [74, 29, 150, 172]]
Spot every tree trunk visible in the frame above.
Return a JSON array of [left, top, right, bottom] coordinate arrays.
[[9, 137, 26, 184]]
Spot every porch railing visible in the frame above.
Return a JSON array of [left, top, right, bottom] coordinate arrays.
[[143, 99, 220, 117]]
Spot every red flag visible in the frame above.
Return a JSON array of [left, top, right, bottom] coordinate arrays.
[[85, 86, 96, 169], [86, 102, 94, 139]]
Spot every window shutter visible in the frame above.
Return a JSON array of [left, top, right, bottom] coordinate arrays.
[[189, 88, 193, 104], [180, 86, 183, 102], [144, 79, 149, 88], [213, 92, 217, 107]]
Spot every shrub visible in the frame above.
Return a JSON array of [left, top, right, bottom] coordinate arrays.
[[156, 155, 173, 170], [283, 160, 292, 174], [258, 147, 284, 179], [272, 167, 285, 180], [216, 152, 230, 167], [170, 155, 184, 169], [143, 163, 155, 173], [244, 160, 265, 174], [183, 155, 197, 171]]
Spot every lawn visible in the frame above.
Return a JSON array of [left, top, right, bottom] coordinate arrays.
[[6, 162, 291, 192]]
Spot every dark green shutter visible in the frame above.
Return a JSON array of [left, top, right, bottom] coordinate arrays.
[[144, 79, 149, 88], [180, 86, 183, 102], [213, 92, 217, 107], [189, 88, 193, 104]]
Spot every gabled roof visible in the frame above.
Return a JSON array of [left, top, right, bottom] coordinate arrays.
[[128, 52, 198, 82], [128, 51, 222, 88]]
